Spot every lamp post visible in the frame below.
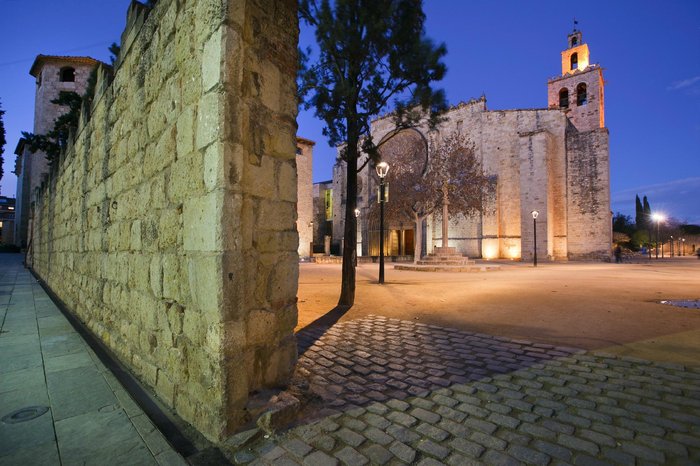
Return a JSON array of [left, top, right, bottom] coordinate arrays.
[[354, 208, 360, 267], [681, 238, 685, 256], [651, 213, 664, 259], [531, 210, 539, 267], [309, 221, 314, 257], [376, 162, 390, 284]]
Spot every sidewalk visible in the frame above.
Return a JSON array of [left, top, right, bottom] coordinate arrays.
[[0, 253, 187, 466]]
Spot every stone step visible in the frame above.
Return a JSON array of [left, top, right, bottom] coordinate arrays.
[[420, 255, 469, 261], [433, 247, 458, 255], [394, 264, 501, 273], [416, 260, 475, 266]]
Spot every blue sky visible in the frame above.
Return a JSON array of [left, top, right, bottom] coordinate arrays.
[[1, 1, 699, 223]]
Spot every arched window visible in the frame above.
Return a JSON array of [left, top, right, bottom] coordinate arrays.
[[571, 37, 578, 46], [59, 67, 75, 82], [570, 53, 578, 71], [576, 83, 587, 106], [559, 88, 569, 108]]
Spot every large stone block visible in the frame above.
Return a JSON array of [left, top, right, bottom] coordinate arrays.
[[183, 192, 222, 252], [257, 199, 296, 232], [176, 105, 196, 158], [202, 26, 223, 92], [187, 254, 223, 317], [196, 91, 222, 150]]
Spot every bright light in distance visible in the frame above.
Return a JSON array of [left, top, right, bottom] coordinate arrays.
[[651, 213, 665, 223]]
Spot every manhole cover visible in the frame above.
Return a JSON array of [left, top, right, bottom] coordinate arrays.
[[1, 406, 49, 424], [660, 300, 700, 309]]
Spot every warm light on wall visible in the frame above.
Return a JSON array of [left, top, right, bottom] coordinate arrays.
[[508, 245, 520, 259], [483, 245, 498, 260], [562, 44, 590, 75]]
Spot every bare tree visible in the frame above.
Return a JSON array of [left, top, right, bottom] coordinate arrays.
[[382, 132, 492, 261]]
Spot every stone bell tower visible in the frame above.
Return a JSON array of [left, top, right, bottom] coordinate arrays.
[[547, 28, 605, 132]]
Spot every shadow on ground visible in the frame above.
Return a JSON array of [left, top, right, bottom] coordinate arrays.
[[295, 314, 579, 412]]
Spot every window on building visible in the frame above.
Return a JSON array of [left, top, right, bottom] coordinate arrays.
[[570, 53, 578, 71], [559, 88, 569, 108], [577, 83, 587, 106], [59, 67, 75, 82], [571, 37, 578, 47]]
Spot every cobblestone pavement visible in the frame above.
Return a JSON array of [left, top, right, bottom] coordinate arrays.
[[235, 315, 700, 465]]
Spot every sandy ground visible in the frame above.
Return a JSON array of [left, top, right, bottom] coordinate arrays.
[[297, 257, 700, 366]]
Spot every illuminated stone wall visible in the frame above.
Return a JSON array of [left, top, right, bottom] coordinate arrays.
[[332, 94, 610, 261], [29, 0, 299, 441]]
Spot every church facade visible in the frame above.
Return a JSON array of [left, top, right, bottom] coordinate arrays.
[[324, 29, 612, 262]]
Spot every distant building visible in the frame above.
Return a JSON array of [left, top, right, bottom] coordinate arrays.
[[0, 196, 16, 245], [14, 55, 101, 247], [296, 138, 314, 258], [312, 179, 334, 254], [326, 29, 611, 261]]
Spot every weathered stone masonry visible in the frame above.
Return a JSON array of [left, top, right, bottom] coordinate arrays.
[[29, 0, 299, 441]]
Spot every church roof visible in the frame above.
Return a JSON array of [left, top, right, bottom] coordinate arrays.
[[29, 55, 104, 77]]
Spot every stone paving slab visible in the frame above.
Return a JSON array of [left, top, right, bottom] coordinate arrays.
[[0, 254, 187, 466], [236, 315, 700, 465]]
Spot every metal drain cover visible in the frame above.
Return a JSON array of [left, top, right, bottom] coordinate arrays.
[[1, 406, 49, 424], [660, 300, 700, 309]]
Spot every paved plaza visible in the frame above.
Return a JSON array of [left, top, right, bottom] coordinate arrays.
[[231, 315, 700, 465], [2, 253, 700, 464]]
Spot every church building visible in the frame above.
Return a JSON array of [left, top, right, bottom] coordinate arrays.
[[323, 29, 612, 262]]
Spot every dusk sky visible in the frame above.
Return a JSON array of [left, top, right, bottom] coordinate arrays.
[[1, 1, 698, 223]]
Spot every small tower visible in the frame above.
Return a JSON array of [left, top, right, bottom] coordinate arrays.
[[14, 55, 100, 247], [547, 28, 605, 132]]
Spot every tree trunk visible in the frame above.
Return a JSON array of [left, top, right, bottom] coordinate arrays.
[[413, 213, 423, 263], [338, 133, 359, 306], [442, 184, 449, 248]]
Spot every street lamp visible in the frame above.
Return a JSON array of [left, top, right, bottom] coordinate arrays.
[[651, 213, 664, 259], [670, 235, 674, 257], [531, 210, 539, 267], [354, 208, 360, 267], [681, 238, 686, 256], [309, 221, 314, 257], [376, 162, 390, 284]]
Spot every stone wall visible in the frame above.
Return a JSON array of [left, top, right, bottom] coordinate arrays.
[[329, 96, 610, 261], [29, 0, 299, 441], [565, 127, 611, 259]]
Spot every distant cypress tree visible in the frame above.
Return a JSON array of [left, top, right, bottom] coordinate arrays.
[[643, 195, 652, 248], [635, 194, 644, 228], [643, 196, 651, 221]]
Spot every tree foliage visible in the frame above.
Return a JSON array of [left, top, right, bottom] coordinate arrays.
[[642, 196, 651, 223], [109, 43, 121, 66], [634, 195, 644, 229], [0, 100, 5, 183], [22, 91, 82, 164], [383, 132, 492, 260], [613, 212, 635, 237], [299, 0, 448, 305]]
